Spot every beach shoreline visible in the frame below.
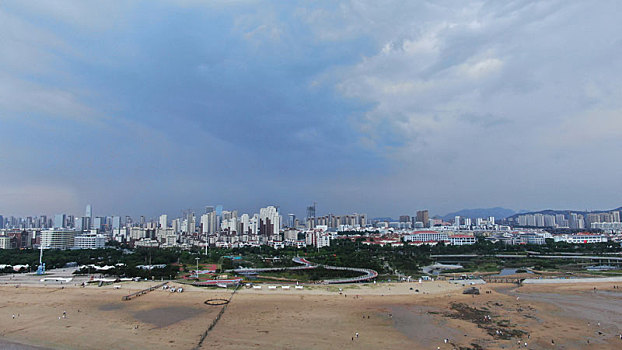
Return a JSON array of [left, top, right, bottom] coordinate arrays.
[[0, 280, 620, 349]]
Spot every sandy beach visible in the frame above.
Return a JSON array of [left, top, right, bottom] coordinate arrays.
[[0, 280, 621, 349]]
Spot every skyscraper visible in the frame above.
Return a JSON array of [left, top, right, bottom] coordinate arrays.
[[200, 214, 210, 234], [306, 203, 317, 229], [74, 217, 83, 231], [416, 210, 429, 228], [159, 214, 168, 228], [84, 205, 93, 230], [54, 214, 66, 229], [93, 217, 103, 231], [112, 216, 121, 229], [259, 206, 280, 236]]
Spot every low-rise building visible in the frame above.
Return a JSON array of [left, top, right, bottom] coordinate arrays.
[[306, 231, 331, 248], [0, 236, 11, 249], [403, 231, 449, 242], [41, 229, 77, 250], [449, 234, 477, 245], [554, 233, 607, 244], [74, 234, 107, 249]]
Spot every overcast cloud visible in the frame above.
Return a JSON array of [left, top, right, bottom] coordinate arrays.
[[1, 1, 621, 218]]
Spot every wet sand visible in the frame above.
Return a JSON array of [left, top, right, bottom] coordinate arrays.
[[389, 305, 465, 346], [1, 281, 621, 349], [0, 339, 51, 350], [133, 306, 204, 328]]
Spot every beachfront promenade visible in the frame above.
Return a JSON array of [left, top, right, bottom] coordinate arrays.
[[431, 253, 622, 267]]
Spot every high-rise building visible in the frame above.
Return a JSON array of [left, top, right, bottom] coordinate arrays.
[[112, 216, 121, 229], [159, 214, 168, 228], [454, 216, 461, 227], [359, 214, 367, 227], [186, 212, 195, 233], [569, 213, 584, 229], [585, 213, 600, 229], [416, 210, 429, 228], [200, 213, 211, 234], [0, 215, 4, 229], [239, 213, 250, 234], [93, 217, 103, 231], [306, 203, 316, 228], [85, 204, 92, 219], [82, 217, 92, 231], [555, 214, 568, 228], [259, 206, 280, 236], [534, 214, 545, 227], [54, 214, 66, 229], [288, 214, 296, 228], [543, 215, 556, 227], [172, 218, 180, 233], [75, 217, 83, 231]]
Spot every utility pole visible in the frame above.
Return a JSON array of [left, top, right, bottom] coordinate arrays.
[[195, 257, 200, 279]]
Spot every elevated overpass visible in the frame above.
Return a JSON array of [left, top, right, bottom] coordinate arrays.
[[230, 257, 378, 284]]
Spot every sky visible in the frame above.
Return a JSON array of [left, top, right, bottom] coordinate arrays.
[[1, 1, 622, 219]]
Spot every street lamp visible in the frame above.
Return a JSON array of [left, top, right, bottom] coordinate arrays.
[[195, 257, 200, 279]]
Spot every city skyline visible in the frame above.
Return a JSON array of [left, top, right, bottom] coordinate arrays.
[[2, 1, 622, 217], [5, 202, 622, 227]]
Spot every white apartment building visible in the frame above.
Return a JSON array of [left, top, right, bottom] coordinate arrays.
[[554, 233, 607, 244], [0, 236, 11, 249], [305, 231, 331, 248], [41, 229, 77, 249], [74, 234, 107, 249], [448, 235, 477, 245], [403, 231, 449, 242]]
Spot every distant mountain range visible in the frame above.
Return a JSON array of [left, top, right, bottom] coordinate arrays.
[[372, 206, 622, 224], [371, 217, 395, 222], [506, 207, 622, 220], [441, 207, 516, 221]]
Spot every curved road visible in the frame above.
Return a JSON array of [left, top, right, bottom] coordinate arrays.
[[231, 257, 378, 284]]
